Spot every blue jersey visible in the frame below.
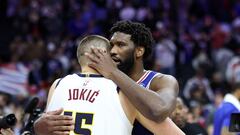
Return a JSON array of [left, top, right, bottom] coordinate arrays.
[[213, 94, 240, 135], [132, 70, 160, 135]]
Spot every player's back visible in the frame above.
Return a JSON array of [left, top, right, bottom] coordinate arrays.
[[47, 73, 132, 135]]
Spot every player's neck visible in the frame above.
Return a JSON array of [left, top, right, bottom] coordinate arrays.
[[81, 66, 100, 75], [128, 60, 145, 81]]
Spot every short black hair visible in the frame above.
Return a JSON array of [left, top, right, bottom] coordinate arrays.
[[110, 20, 154, 59]]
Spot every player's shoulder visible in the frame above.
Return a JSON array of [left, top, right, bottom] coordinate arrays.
[[151, 71, 177, 83], [53, 73, 78, 87], [149, 71, 178, 91], [59, 73, 79, 81]]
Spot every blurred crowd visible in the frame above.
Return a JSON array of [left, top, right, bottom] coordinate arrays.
[[0, 0, 240, 134]]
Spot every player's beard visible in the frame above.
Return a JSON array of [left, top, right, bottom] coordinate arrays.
[[117, 52, 134, 75]]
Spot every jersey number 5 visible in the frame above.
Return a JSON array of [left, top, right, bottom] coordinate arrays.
[[64, 111, 94, 135]]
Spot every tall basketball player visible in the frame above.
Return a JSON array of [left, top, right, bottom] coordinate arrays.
[[86, 20, 181, 135]]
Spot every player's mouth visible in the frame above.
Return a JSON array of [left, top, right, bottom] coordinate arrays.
[[112, 57, 121, 65]]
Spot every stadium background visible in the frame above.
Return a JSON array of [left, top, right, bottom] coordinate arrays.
[[0, 0, 240, 134]]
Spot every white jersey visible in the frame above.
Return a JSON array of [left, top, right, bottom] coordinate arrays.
[[46, 73, 132, 135]]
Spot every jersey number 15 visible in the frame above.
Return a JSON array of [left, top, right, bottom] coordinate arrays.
[[64, 111, 94, 135]]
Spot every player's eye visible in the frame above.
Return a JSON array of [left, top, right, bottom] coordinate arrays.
[[118, 42, 126, 47]]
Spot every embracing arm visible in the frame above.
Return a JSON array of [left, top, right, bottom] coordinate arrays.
[[109, 70, 178, 122], [86, 48, 178, 123]]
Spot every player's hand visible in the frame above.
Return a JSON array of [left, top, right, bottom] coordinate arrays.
[[0, 128, 14, 135], [33, 108, 74, 135], [86, 47, 118, 79]]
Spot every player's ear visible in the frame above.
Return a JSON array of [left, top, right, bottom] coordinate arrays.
[[135, 46, 145, 58]]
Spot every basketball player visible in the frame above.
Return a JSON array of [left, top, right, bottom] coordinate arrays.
[[45, 35, 133, 135], [34, 21, 183, 135], [85, 20, 180, 135]]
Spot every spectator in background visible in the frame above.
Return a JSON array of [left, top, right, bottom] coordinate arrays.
[[187, 100, 207, 129], [212, 48, 234, 80], [0, 91, 25, 135], [213, 56, 240, 135], [0, 128, 14, 135], [189, 84, 210, 105], [211, 23, 231, 51], [0, 92, 11, 116], [153, 21, 176, 75], [119, 1, 136, 20], [183, 63, 214, 105], [183, 62, 215, 129], [210, 71, 228, 95], [170, 97, 208, 135], [227, 18, 240, 54], [213, 82, 240, 135], [226, 56, 240, 84]]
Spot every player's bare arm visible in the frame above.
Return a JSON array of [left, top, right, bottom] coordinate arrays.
[[136, 111, 185, 135], [86, 48, 178, 123], [119, 92, 184, 135], [149, 74, 179, 121], [33, 79, 74, 135]]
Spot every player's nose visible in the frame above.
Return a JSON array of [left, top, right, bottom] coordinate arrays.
[[110, 45, 118, 55]]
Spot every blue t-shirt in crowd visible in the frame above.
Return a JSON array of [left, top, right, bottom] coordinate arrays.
[[213, 101, 240, 135]]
